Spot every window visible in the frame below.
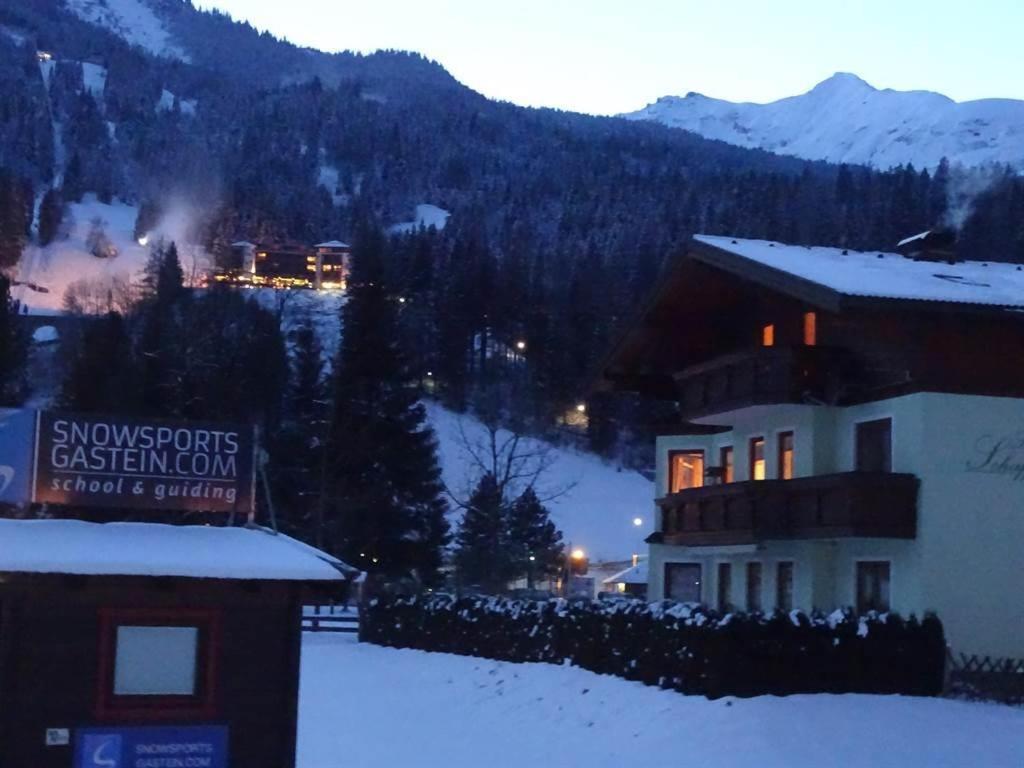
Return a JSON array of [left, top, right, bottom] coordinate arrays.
[[749, 437, 766, 481], [762, 323, 775, 347], [669, 450, 705, 493], [115, 626, 198, 695], [720, 446, 734, 483], [717, 563, 732, 612], [856, 418, 892, 473], [803, 312, 817, 346], [97, 609, 219, 719], [856, 562, 891, 612], [746, 562, 762, 611], [665, 563, 702, 603], [776, 562, 794, 612], [778, 431, 794, 480]]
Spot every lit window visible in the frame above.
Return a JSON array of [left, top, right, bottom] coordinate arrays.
[[669, 451, 705, 493], [778, 431, 794, 479], [856, 561, 891, 612], [749, 438, 765, 480], [762, 324, 775, 347], [803, 312, 817, 346], [720, 446, 734, 483]]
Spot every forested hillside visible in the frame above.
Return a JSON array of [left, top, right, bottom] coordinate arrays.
[[1, 0, 1023, 448]]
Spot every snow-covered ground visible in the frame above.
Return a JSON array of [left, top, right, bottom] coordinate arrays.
[[12, 195, 208, 314], [298, 634, 1024, 768], [426, 401, 653, 563], [625, 72, 1024, 171], [390, 204, 451, 234], [64, 0, 190, 62]]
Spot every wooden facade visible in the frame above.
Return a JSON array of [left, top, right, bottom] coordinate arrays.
[[601, 239, 1024, 421], [0, 573, 338, 768], [653, 471, 918, 547]]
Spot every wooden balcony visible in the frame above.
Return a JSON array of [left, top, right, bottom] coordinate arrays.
[[654, 471, 918, 546], [673, 345, 852, 420]]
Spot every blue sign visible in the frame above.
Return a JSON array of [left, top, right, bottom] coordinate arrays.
[[75, 726, 228, 768], [0, 409, 35, 504]]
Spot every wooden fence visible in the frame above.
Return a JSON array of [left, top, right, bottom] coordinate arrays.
[[947, 651, 1024, 706], [302, 605, 359, 634]]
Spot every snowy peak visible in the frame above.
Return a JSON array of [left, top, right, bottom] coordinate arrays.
[[624, 74, 1024, 171], [64, 0, 190, 62]]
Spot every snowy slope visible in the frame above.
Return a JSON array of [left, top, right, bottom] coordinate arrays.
[[390, 204, 451, 234], [624, 73, 1024, 171], [64, 0, 190, 62], [12, 195, 208, 314], [425, 402, 653, 563], [298, 635, 1024, 768]]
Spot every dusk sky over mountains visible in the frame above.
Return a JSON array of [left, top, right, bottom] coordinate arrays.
[[198, 0, 1024, 114]]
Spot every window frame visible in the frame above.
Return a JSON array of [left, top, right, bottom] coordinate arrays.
[[855, 560, 892, 613], [777, 430, 795, 480], [719, 446, 734, 483], [749, 436, 766, 481], [664, 562, 703, 604], [96, 608, 221, 721], [667, 449, 706, 494], [803, 311, 817, 346], [776, 560, 795, 612], [854, 416, 893, 473], [716, 561, 732, 612], [745, 561, 763, 612]]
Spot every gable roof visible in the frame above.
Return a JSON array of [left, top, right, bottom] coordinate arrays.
[[0, 520, 355, 582], [693, 235, 1024, 311]]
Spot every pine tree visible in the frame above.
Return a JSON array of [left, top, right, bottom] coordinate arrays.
[[0, 275, 27, 406], [274, 322, 329, 541], [326, 226, 449, 584], [506, 487, 563, 588], [60, 312, 137, 412], [0, 172, 27, 269], [37, 187, 63, 247], [453, 473, 511, 592]]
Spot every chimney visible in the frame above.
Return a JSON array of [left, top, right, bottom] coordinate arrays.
[[896, 229, 958, 263]]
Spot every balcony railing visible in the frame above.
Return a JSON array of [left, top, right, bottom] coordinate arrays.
[[672, 345, 852, 420], [654, 471, 918, 546]]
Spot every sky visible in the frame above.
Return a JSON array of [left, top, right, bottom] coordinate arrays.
[[196, 0, 1024, 115]]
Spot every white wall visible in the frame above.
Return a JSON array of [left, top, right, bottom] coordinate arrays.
[[651, 393, 1024, 658]]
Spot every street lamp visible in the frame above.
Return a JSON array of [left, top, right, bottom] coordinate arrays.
[[633, 517, 643, 527], [571, 548, 585, 561], [575, 403, 586, 413], [515, 340, 527, 352]]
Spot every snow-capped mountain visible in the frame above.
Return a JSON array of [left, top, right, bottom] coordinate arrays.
[[624, 73, 1024, 172]]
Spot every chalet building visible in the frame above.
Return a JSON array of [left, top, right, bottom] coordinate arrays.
[[600, 232, 1024, 659], [223, 239, 351, 289]]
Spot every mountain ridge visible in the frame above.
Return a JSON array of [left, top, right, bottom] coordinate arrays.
[[624, 73, 1024, 172]]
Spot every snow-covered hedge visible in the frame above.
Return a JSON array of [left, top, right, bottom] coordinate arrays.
[[360, 595, 945, 698]]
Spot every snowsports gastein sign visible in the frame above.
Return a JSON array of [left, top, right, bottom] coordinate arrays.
[[34, 412, 255, 513]]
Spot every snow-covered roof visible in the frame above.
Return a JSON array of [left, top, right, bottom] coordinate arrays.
[[0, 520, 353, 581], [694, 234, 1024, 309], [231, 240, 256, 248], [315, 240, 350, 249], [602, 560, 648, 585]]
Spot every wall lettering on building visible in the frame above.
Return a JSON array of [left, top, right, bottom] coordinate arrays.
[[35, 412, 254, 513], [965, 431, 1024, 481]]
